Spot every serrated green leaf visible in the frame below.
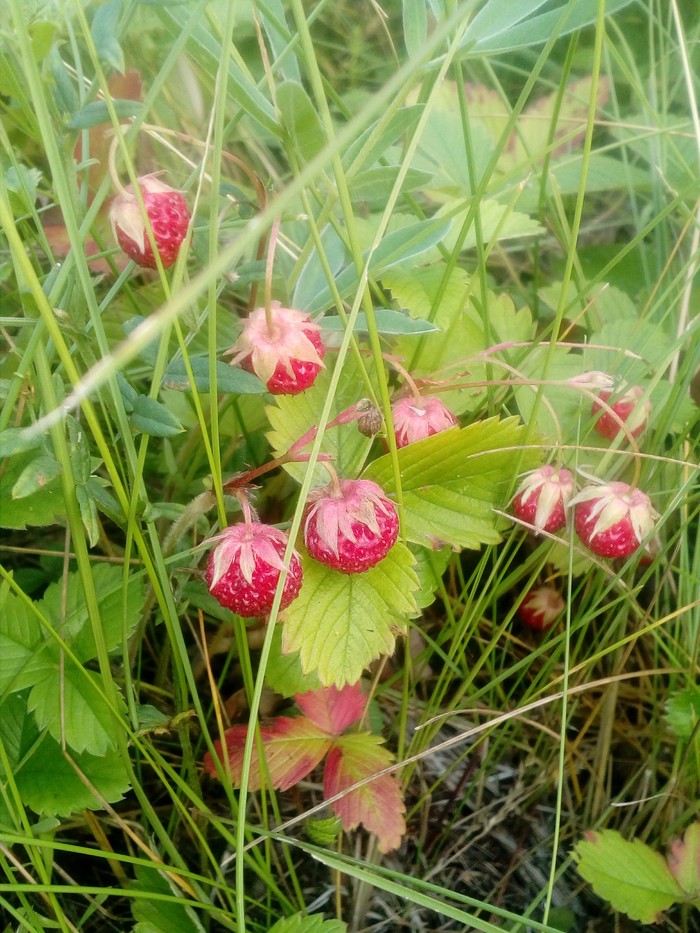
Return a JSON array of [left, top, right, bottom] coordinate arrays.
[[665, 688, 700, 740], [0, 590, 47, 693], [265, 624, 321, 699], [574, 829, 684, 924], [269, 913, 347, 933], [12, 719, 130, 817], [5, 164, 42, 213], [365, 417, 538, 550], [40, 564, 143, 659], [266, 355, 377, 486], [162, 356, 264, 394], [277, 80, 326, 162], [321, 309, 440, 336], [282, 543, 419, 688], [11, 454, 62, 499], [91, 0, 125, 73], [131, 395, 184, 437], [411, 545, 452, 609], [28, 663, 124, 756], [66, 98, 142, 130], [0, 450, 65, 529]]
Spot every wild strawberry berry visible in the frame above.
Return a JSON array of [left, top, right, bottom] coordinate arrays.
[[592, 385, 652, 440], [517, 586, 565, 631], [230, 302, 325, 395], [572, 481, 657, 559], [512, 465, 575, 534], [110, 175, 190, 269], [391, 395, 458, 448], [303, 478, 399, 574], [205, 522, 303, 617]]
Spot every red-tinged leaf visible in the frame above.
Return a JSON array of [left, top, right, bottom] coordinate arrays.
[[296, 684, 367, 736], [324, 733, 406, 854], [203, 718, 332, 791], [667, 822, 700, 899]]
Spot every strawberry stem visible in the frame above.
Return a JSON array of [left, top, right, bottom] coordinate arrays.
[[107, 131, 132, 199]]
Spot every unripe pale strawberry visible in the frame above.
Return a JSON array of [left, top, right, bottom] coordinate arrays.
[[391, 395, 458, 448], [230, 302, 325, 395], [205, 522, 302, 617], [512, 465, 575, 534], [572, 481, 657, 559], [517, 586, 565, 631], [303, 478, 399, 574], [592, 385, 651, 440], [110, 175, 190, 269]]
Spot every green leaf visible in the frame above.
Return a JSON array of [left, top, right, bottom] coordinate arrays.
[[321, 309, 440, 336], [349, 166, 433, 204], [131, 864, 205, 932], [277, 80, 326, 162], [0, 589, 47, 693], [343, 106, 423, 173], [0, 450, 65, 529], [461, 0, 636, 54], [4, 164, 42, 213], [11, 454, 62, 499], [364, 417, 539, 550], [412, 545, 452, 609], [91, 0, 125, 73], [48, 43, 78, 113], [282, 543, 419, 687], [66, 98, 142, 130], [40, 564, 143, 659], [0, 427, 44, 457], [301, 216, 453, 315], [75, 483, 100, 547], [131, 395, 184, 437], [162, 356, 265, 394], [269, 913, 347, 933], [665, 688, 700, 740], [403, 0, 427, 57], [28, 662, 124, 756], [266, 354, 377, 486], [16, 727, 130, 818], [573, 829, 684, 924], [265, 624, 322, 699], [667, 822, 700, 899]]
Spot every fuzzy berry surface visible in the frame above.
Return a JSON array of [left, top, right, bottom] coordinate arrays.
[[512, 465, 574, 534], [517, 587, 565, 631], [232, 302, 325, 395], [205, 522, 303, 617], [303, 478, 399, 574], [592, 386, 651, 440], [391, 395, 458, 448], [110, 175, 190, 269], [572, 481, 657, 559]]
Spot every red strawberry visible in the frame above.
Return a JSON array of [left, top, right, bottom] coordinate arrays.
[[512, 465, 575, 534], [391, 394, 458, 448], [229, 302, 325, 395], [517, 586, 565, 631], [572, 481, 657, 558], [303, 478, 399, 573], [205, 521, 303, 617], [110, 175, 190, 269], [592, 385, 651, 440]]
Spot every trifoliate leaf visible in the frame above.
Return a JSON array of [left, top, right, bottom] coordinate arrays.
[[282, 543, 418, 687], [365, 417, 539, 550], [573, 829, 684, 924], [325, 733, 406, 854]]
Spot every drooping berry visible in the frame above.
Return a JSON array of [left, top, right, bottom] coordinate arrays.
[[205, 522, 303, 617], [110, 175, 190, 269], [229, 302, 325, 395], [303, 478, 399, 574], [592, 385, 652, 440], [391, 395, 458, 448], [512, 465, 575, 534], [517, 586, 565, 632], [572, 481, 657, 559]]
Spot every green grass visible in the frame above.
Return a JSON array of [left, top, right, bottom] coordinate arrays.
[[1, 0, 699, 931]]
